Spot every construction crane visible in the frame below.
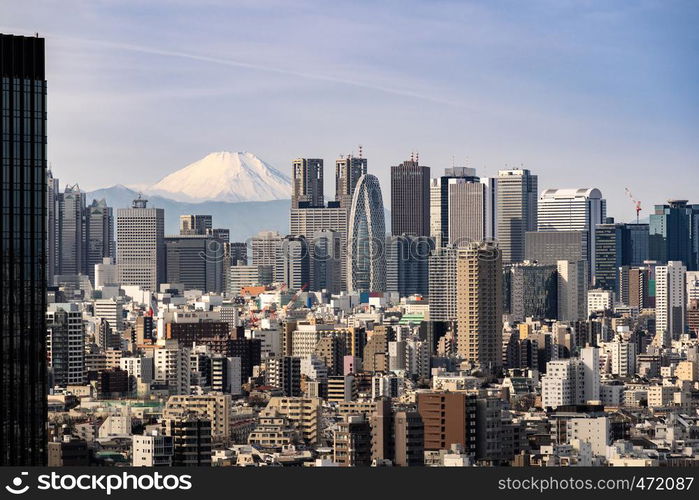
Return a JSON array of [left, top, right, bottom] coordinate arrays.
[[283, 283, 309, 313], [624, 187, 642, 223]]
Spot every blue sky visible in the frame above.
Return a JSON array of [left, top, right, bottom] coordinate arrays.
[[2, 0, 698, 220]]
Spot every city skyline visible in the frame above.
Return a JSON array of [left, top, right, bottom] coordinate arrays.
[[3, 0, 699, 475], [2, 0, 698, 221]]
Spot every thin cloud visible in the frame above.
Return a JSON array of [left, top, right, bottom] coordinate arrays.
[[2, 26, 462, 107]]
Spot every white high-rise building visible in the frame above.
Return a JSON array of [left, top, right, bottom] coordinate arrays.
[[448, 179, 486, 246], [116, 196, 164, 292], [132, 432, 173, 467], [251, 230, 282, 267], [655, 261, 687, 346], [496, 169, 538, 264], [153, 341, 191, 395], [541, 347, 599, 409], [94, 257, 119, 289], [120, 356, 154, 384], [93, 298, 124, 332], [587, 289, 613, 317], [428, 247, 457, 322], [537, 188, 606, 280], [603, 338, 636, 378], [481, 177, 498, 240], [227, 265, 260, 296], [566, 417, 610, 456], [429, 178, 443, 247], [686, 271, 699, 305], [580, 347, 601, 402], [557, 260, 588, 322]]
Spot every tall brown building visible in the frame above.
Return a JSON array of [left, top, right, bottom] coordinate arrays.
[[417, 391, 477, 453], [363, 328, 389, 373], [370, 399, 424, 466], [456, 241, 503, 371], [333, 414, 371, 467], [687, 299, 699, 334], [391, 158, 430, 237]]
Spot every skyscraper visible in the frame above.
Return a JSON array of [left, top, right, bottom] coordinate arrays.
[[46, 303, 86, 387], [290, 204, 348, 289], [391, 157, 430, 237], [594, 219, 649, 292], [275, 235, 310, 291], [506, 262, 558, 322], [448, 178, 487, 246], [290, 156, 349, 289], [116, 196, 165, 291], [348, 174, 386, 292], [310, 229, 342, 294], [47, 168, 59, 280], [179, 214, 212, 235], [57, 183, 86, 276], [556, 260, 588, 322], [537, 188, 606, 280], [335, 153, 367, 209], [86, 198, 114, 283], [496, 169, 538, 264], [429, 167, 480, 247], [428, 246, 457, 322], [385, 234, 433, 297], [655, 261, 687, 346], [252, 230, 282, 267], [456, 241, 503, 371], [164, 234, 223, 293], [0, 33, 48, 465], [292, 158, 324, 208], [649, 200, 698, 271]]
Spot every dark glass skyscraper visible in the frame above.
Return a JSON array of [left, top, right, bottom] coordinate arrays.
[[0, 33, 48, 465], [390, 158, 430, 237], [594, 219, 649, 292], [649, 200, 697, 271]]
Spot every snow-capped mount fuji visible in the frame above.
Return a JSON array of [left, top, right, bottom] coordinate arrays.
[[147, 151, 291, 203]]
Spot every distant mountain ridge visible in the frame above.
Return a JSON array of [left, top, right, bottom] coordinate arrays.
[[87, 184, 290, 240]]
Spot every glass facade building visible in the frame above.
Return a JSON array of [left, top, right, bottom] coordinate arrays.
[[0, 33, 48, 465], [594, 220, 649, 292], [649, 200, 699, 271], [348, 174, 386, 292]]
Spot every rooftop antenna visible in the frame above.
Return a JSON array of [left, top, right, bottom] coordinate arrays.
[[410, 151, 414, 162], [415, 151, 419, 164], [358, 145, 363, 159], [452, 155, 455, 168], [625, 187, 642, 223]]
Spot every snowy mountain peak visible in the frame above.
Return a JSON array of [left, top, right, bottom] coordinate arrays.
[[148, 151, 291, 203]]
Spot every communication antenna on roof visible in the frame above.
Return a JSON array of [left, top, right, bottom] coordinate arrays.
[[452, 155, 455, 168], [415, 151, 419, 164], [358, 145, 363, 159], [410, 151, 414, 162]]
